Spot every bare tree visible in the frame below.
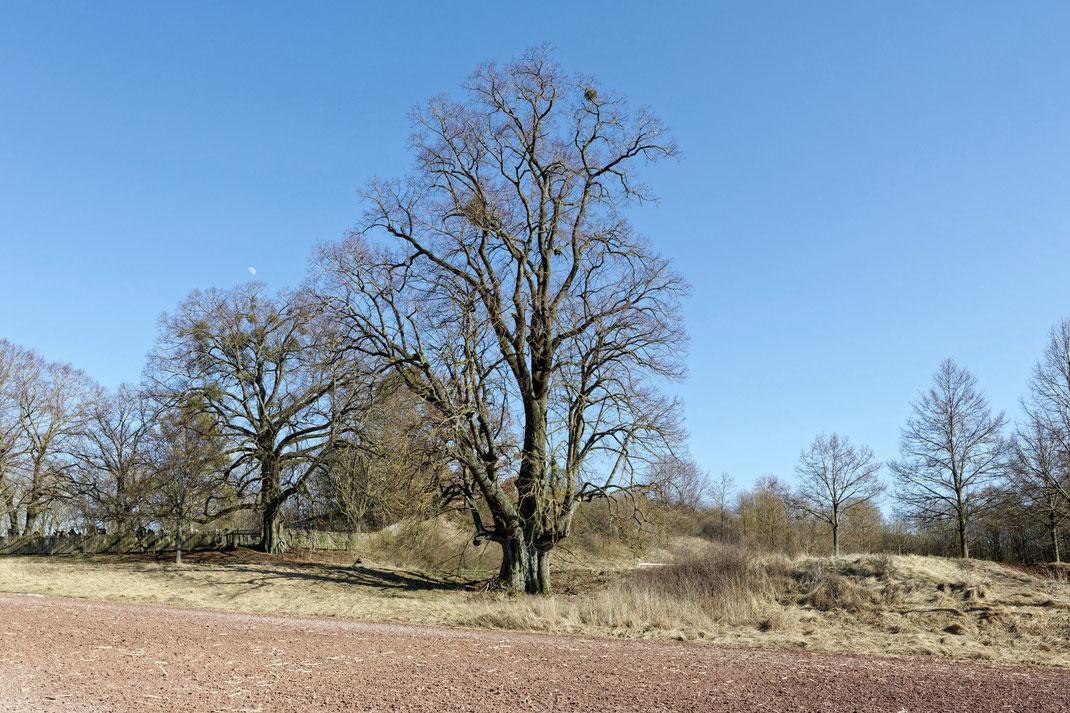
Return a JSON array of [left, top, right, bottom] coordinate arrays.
[[794, 433, 883, 556], [649, 455, 709, 511], [1007, 414, 1070, 562], [305, 378, 448, 532], [13, 353, 95, 534], [891, 358, 1006, 558], [148, 282, 367, 552], [0, 340, 32, 535], [149, 398, 228, 564], [712, 472, 735, 540], [737, 475, 794, 552], [1012, 320, 1070, 562], [314, 47, 687, 593], [68, 384, 157, 533]]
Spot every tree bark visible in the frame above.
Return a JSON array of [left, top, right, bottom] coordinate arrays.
[[23, 503, 39, 536], [534, 549, 551, 595], [958, 516, 970, 559], [258, 455, 287, 554], [260, 499, 285, 554], [1051, 512, 1061, 564], [5, 495, 18, 536], [832, 521, 840, 557]]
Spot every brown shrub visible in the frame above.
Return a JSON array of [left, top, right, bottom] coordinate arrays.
[[597, 543, 781, 627]]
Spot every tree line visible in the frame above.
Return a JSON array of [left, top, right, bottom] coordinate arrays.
[[681, 329, 1070, 564]]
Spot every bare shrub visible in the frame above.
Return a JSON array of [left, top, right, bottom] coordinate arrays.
[[798, 572, 884, 612], [594, 544, 783, 627]]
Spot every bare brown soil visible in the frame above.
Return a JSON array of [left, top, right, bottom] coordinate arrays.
[[1, 594, 1068, 712]]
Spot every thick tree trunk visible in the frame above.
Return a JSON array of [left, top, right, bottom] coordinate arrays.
[[175, 525, 182, 565], [495, 532, 554, 594], [497, 536, 531, 593], [258, 455, 287, 554], [508, 396, 556, 594], [832, 521, 839, 557], [534, 549, 551, 595], [23, 504, 39, 536], [260, 500, 285, 554], [958, 517, 969, 559]]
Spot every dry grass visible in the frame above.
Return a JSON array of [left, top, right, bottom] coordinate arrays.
[[2, 541, 1069, 668]]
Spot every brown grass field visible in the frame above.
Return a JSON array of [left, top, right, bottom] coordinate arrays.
[[1, 538, 1068, 668]]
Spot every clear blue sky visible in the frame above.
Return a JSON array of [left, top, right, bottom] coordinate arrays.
[[3, 2, 1070, 492]]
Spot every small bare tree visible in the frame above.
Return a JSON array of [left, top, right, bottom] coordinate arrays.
[[1014, 319, 1070, 562], [649, 455, 710, 511], [149, 398, 228, 564], [794, 433, 883, 556], [1007, 414, 1070, 562], [891, 359, 1006, 558], [711, 472, 735, 540]]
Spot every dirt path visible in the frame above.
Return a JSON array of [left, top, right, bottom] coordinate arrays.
[[1, 593, 1068, 712]]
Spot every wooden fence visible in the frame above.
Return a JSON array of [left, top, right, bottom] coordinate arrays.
[[0, 528, 367, 556]]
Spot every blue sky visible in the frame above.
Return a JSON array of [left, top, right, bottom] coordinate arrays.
[[3, 2, 1070, 492]]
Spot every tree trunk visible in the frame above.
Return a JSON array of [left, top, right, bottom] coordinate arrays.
[[534, 549, 551, 595], [23, 504, 39, 536], [260, 500, 285, 554], [497, 536, 530, 593], [1051, 513, 1061, 564], [495, 533, 553, 594], [175, 525, 182, 564], [258, 456, 286, 554], [5, 495, 18, 536], [957, 517, 969, 559], [832, 521, 840, 557]]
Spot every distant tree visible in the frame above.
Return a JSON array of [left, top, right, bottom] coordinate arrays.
[[839, 499, 887, 554], [794, 433, 883, 556], [738, 475, 794, 552], [68, 384, 157, 534], [1015, 317, 1070, 562], [649, 455, 710, 511], [0, 340, 32, 535], [149, 398, 228, 564], [306, 379, 448, 532], [712, 472, 735, 540], [13, 353, 95, 534], [313, 47, 687, 593], [891, 359, 1006, 558], [148, 283, 367, 552]]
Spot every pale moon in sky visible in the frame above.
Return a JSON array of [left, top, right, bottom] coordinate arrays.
[[248, 267, 257, 275]]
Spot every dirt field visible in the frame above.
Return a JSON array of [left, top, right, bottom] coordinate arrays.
[[2, 593, 1069, 712]]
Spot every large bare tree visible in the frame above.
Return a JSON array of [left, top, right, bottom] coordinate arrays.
[[148, 282, 366, 552], [314, 47, 688, 593], [891, 358, 1006, 558], [794, 433, 883, 556]]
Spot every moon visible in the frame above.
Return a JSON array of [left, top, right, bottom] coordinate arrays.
[[248, 267, 257, 275]]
